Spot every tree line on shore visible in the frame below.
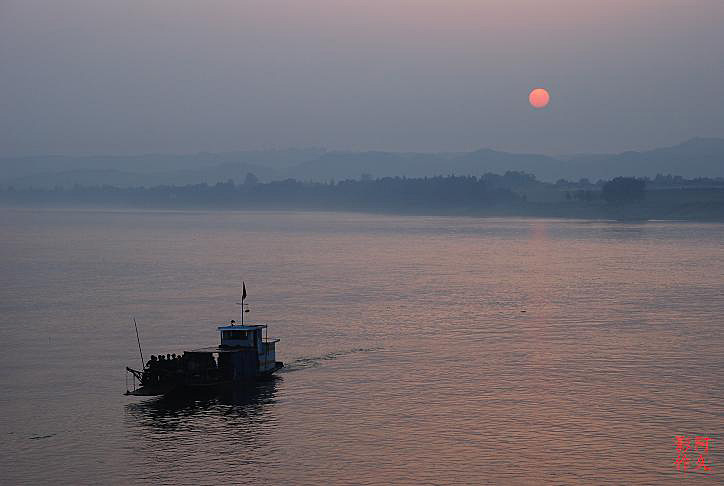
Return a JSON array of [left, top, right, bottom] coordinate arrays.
[[0, 174, 522, 209], [1, 172, 723, 219]]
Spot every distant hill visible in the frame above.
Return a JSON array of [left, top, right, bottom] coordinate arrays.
[[284, 149, 572, 182], [285, 138, 724, 182], [0, 149, 323, 188], [448, 149, 564, 180], [5, 163, 283, 189], [285, 151, 459, 181], [1, 138, 722, 188], [558, 137, 724, 180]]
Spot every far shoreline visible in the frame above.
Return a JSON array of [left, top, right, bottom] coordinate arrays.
[[2, 203, 723, 224]]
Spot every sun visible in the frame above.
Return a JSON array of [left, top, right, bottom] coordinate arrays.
[[529, 88, 550, 109]]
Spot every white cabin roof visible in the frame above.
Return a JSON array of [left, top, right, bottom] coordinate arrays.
[[217, 324, 266, 331], [186, 346, 249, 353]]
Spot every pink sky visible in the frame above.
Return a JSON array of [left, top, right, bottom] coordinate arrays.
[[1, 0, 723, 155]]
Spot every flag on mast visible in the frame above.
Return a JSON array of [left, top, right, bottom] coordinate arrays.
[[242, 282, 247, 302]]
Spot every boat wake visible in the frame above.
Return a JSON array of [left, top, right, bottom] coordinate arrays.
[[280, 347, 382, 373], [29, 434, 57, 441]]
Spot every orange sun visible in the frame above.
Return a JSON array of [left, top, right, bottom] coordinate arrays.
[[529, 88, 550, 109]]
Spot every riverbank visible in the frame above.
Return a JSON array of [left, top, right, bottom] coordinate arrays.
[[2, 178, 723, 222]]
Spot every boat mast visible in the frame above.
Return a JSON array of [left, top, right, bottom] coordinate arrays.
[[133, 317, 145, 369], [236, 281, 248, 326]]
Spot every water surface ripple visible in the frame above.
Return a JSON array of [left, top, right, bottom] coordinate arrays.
[[0, 209, 721, 484]]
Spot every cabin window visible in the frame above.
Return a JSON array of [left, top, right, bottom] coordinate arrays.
[[223, 330, 247, 340]]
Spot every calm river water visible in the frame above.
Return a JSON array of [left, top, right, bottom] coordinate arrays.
[[1, 208, 722, 485]]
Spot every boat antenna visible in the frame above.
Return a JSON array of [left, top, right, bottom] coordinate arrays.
[[133, 317, 145, 369]]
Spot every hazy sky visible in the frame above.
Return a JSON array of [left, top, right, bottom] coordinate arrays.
[[1, 0, 723, 156]]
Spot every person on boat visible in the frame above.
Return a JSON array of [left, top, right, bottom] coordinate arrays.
[[177, 353, 186, 372], [143, 355, 159, 385]]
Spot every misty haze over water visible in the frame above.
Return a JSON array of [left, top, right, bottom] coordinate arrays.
[[2, 137, 724, 189]]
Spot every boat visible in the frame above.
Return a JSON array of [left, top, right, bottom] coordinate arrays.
[[125, 285, 283, 397]]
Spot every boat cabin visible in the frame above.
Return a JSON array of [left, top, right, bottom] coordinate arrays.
[[216, 324, 280, 373]]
